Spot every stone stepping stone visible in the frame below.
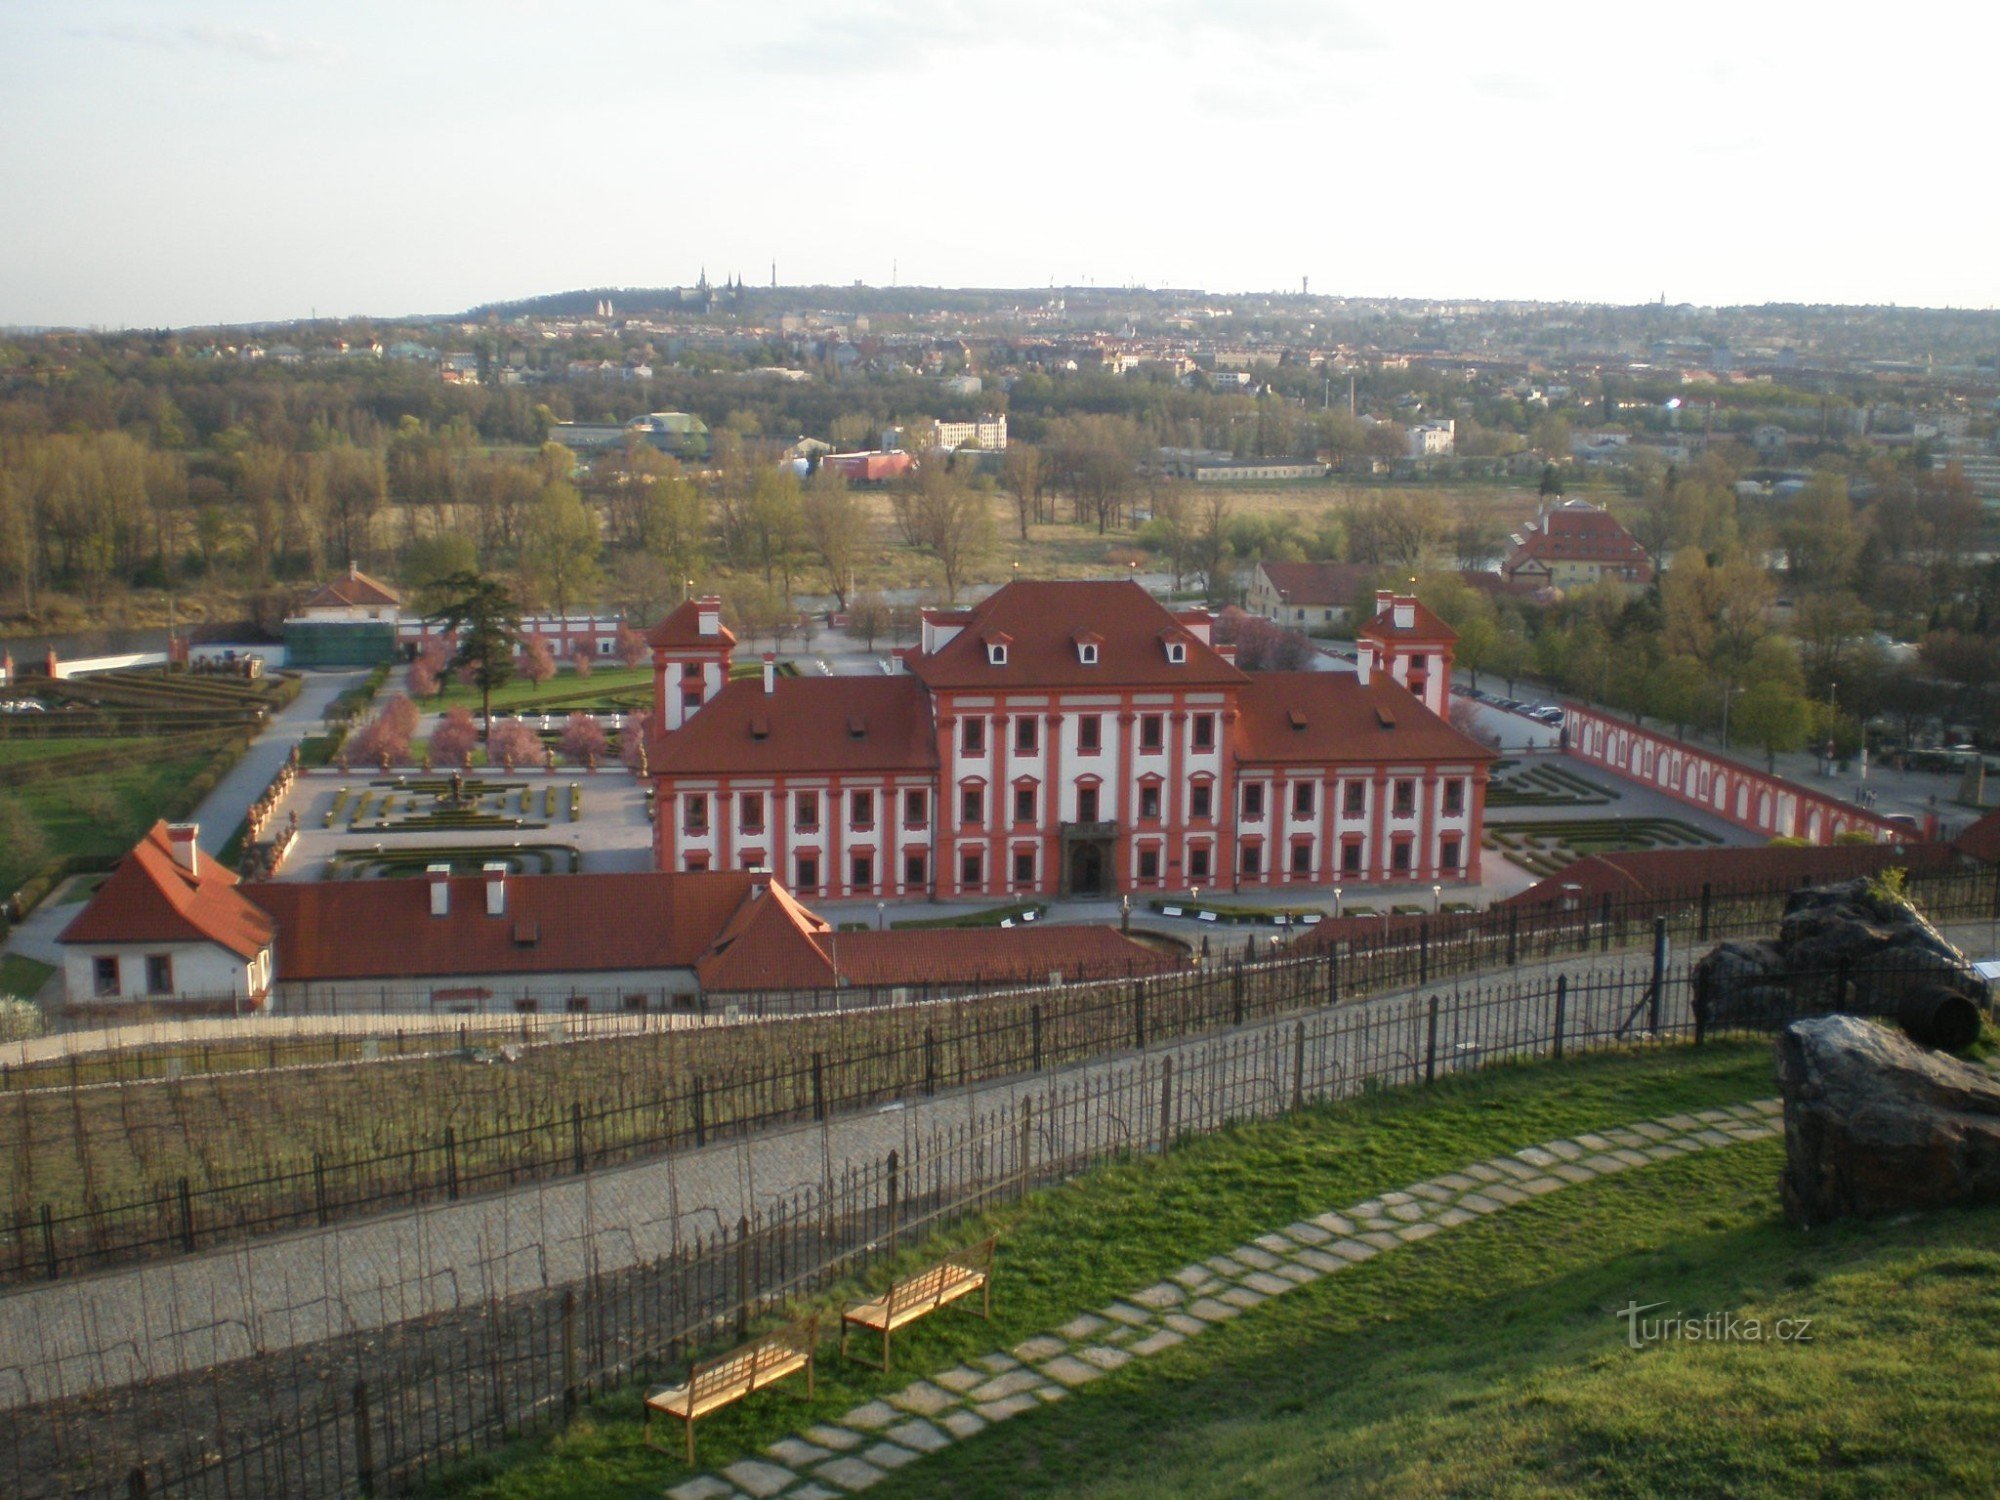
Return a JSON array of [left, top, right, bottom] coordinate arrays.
[[1293, 1247, 1351, 1273], [721, 1459, 796, 1498], [1379, 1190, 1415, 1206], [1485, 1183, 1529, 1206], [1231, 1246, 1281, 1270], [1462, 1163, 1504, 1183], [668, 1477, 733, 1500], [1492, 1158, 1539, 1181], [1386, 1202, 1430, 1223], [1395, 1221, 1440, 1243], [1100, 1325, 1139, 1345], [1218, 1286, 1267, 1309], [1349, 1198, 1386, 1217], [1101, 1302, 1153, 1326], [1409, 1182, 1453, 1203], [1459, 1192, 1504, 1214], [967, 1369, 1042, 1402], [1269, 1262, 1316, 1285], [1162, 1310, 1212, 1336], [765, 1437, 834, 1467], [1691, 1128, 1732, 1147], [1522, 1175, 1566, 1194], [1358, 1215, 1398, 1232], [861, 1442, 920, 1472], [1550, 1162, 1600, 1185], [972, 1392, 1041, 1422], [972, 1352, 1023, 1374], [887, 1381, 961, 1416], [1435, 1173, 1477, 1191], [786, 1484, 842, 1500], [1646, 1144, 1686, 1162], [1311, 1212, 1357, 1235], [1036, 1386, 1070, 1403], [1130, 1283, 1184, 1309], [1010, 1336, 1069, 1363], [1694, 1108, 1733, 1124], [941, 1409, 988, 1440], [1171, 1265, 1218, 1290], [883, 1419, 951, 1454], [930, 1367, 983, 1394], [1327, 1239, 1379, 1263], [1205, 1254, 1247, 1277], [1628, 1121, 1672, 1141], [1513, 1147, 1558, 1169], [1039, 1354, 1106, 1386], [803, 1425, 865, 1451], [1282, 1220, 1332, 1245], [1611, 1149, 1652, 1168], [1584, 1154, 1628, 1174], [1659, 1113, 1700, 1130], [1057, 1314, 1109, 1340], [1750, 1098, 1781, 1116], [1242, 1271, 1294, 1296], [1573, 1132, 1612, 1151], [1131, 1328, 1186, 1356], [1605, 1130, 1648, 1149], [1434, 1207, 1475, 1229], [1188, 1296, 1241, 1321], [1079, 1344, 1134, 1371], [1358, 1230, 1402, 1252], [840, 1401, 902, 1431], [814, 1455, 886, 1492], [1545, 1140, 1584, 1161]]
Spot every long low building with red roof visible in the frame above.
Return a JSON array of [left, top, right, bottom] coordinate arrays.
[[647, 579, 1496, 903], [58, 824, 1174, 1013]]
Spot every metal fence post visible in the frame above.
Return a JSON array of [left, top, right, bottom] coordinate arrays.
[[812, 1052, 826, 1122], [1133, 981, 1147, 1048], [1650, 916, 1668, 1035], [1020, 1095, 1035, 1198], [571, 1102, 586, 1175], [1158, 1055, 1174, 1156], [1419, 921, 1430, 986], [444, 1127, 460, 1201], [40, 1204, 57, 1280], [734, 1217, 750, 1343], [1600, 893, 1613, 953], [353, 1380, 376, 1498], [1553, 975, 1568, 1060], [886, 1149, 900, 1254], [1424, 996, 1439, 1084], [692, 1075, 706, 1148], [314, 1153, 329, 1225], [1698, 881, 1712, 941], [1231, 963, 1245, 1026], [562, 1286, 581, 1417], [1031, 1004, 1043, 1072], [1506, 908, 1518, 967], [1328, 945, 1341, 1005], [177, 1177, 195, 1254], [1293, 1021, 1306, 1110]]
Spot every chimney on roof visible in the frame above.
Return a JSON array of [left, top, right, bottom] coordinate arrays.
[[1393, 600, 1415, 630], [1375, 589, 1393, 614], [697, 595, 721, 637], [349, 561, 360, 579], [484, 862, 508, 916], [427, 863, 450, 916], [166, 823, 200, 877], [1356, 641, 1374, 687], [762, 652, 775, 695]]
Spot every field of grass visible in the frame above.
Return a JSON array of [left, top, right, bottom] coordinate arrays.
[[410, 1038, 2000, 1500], [423, 666, 654, 716], [0, 954, 55, 999], [8, 747, 227, 870], [0, 735, 162, 768]]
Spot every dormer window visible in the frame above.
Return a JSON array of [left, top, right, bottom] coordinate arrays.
[[988, 642, 1007, 666], [1165, 641, 1187, 665], [1079, 642, 1098, 665]]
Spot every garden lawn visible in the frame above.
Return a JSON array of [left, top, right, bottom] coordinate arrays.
[[427, 1040, 1805, 1499], [422, 666, 653, 716], [9, 749, 222, 869], [0, 954, 55, 999], [0, 736, 160, 768]]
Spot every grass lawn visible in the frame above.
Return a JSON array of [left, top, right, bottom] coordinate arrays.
[[0, 954, 55, 999], [0, 735, 160, 768], [428, 1040, 1853, 1499], [2, 749, 223, 892], [423, 666, 653, 716]]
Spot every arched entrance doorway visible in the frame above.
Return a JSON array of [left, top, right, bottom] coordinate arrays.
[[1068, 841, 1107, 897]]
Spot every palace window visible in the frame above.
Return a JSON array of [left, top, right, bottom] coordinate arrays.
[[683, 794, 709, 833], [795, 791, 819, 831], [795, 853, 819, 893], [1014, 786, 1037, 824], [93, 956, 120, 997], [961, 849, 984, 886], [962, 717, 985, 754], [1189, 782, 1213, 820], [1241, 844, 1262, 876], [1188, 844, 1211, 880], [1013, 850, 1035, 885], [1015, 715, 1038, 753], [1441, 837, 1462, 872], [1442, 779, 1465, 816], [1293, 782, 1315, 818], [1343, 781, 1366, 817], [1077, 714, 1101, 752], [1291, 843, 1313, 876], [1138, 847, 1160, 881], [961, 785, 984, 824], [904, 852, 927, 887], [904, 788, 927, 826], [1191, 713, 1215, 750], [1140, 714, 1164, 752], [146, 955, 173, 994], [1242, 782, 1264, 819], [1139, 784, 1161, 821], [1393, 779, 1416, 818], [739, 792, 764, 833], [1341, 842, 1362, 876], [1391, 839, 1412, 873], [850, 851, 874, 889]]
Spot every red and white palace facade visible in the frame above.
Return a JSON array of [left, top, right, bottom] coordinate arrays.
[[647, 581, 1494, 902]]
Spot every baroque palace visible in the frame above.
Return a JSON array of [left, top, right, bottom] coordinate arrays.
[[648, 579, 1494, 901]]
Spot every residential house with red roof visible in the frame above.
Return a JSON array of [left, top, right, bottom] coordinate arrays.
[[57, 822, 276, 1011], [1502, 500, 1654, 591], [648, 579, 1495, 902]]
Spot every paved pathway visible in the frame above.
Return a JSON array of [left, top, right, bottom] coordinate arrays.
[[191, 669, 365, 857], [663, 1099, 1784, 1499]]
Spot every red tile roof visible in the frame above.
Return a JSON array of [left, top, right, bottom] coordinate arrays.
[[60, 822, 275, 960], [303, 565, 402, 610], [1257, 561, 1372, 609], [1953, 809, 2000, 864], [646, 598, 737, 650], [248, 870, 757, 981], [693, 881, 1180, 992], [1505, 502, 1653, 579], [1233, 673, 1496, 766], [649, 676, 938, 777], [907, 580, 1245, 690], [1359, 597, 1458, 643]]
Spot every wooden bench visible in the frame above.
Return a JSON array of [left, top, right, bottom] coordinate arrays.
[[643, 1312, 819, 1465], [841, 1237, 996, 1373]]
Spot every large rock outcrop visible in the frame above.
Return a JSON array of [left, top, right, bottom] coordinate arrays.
[[1693, 878, 1990, 1050], [1777, 1013, 2000, 1225]]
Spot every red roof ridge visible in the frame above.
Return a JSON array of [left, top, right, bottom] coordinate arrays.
[[60, 822, 274, 960]]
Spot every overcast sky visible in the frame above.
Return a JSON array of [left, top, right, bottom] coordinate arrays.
[[5, 0, 1997, 328]]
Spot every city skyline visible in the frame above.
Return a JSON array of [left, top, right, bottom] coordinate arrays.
[[5, 0, 1999, 329]]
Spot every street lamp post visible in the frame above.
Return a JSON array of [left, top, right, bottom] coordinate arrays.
[[875, 900, 885, 932], [1431, 883, 1442, 914], [1721, 684, 1743, 746], [1332, 885, 1343, 919]]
